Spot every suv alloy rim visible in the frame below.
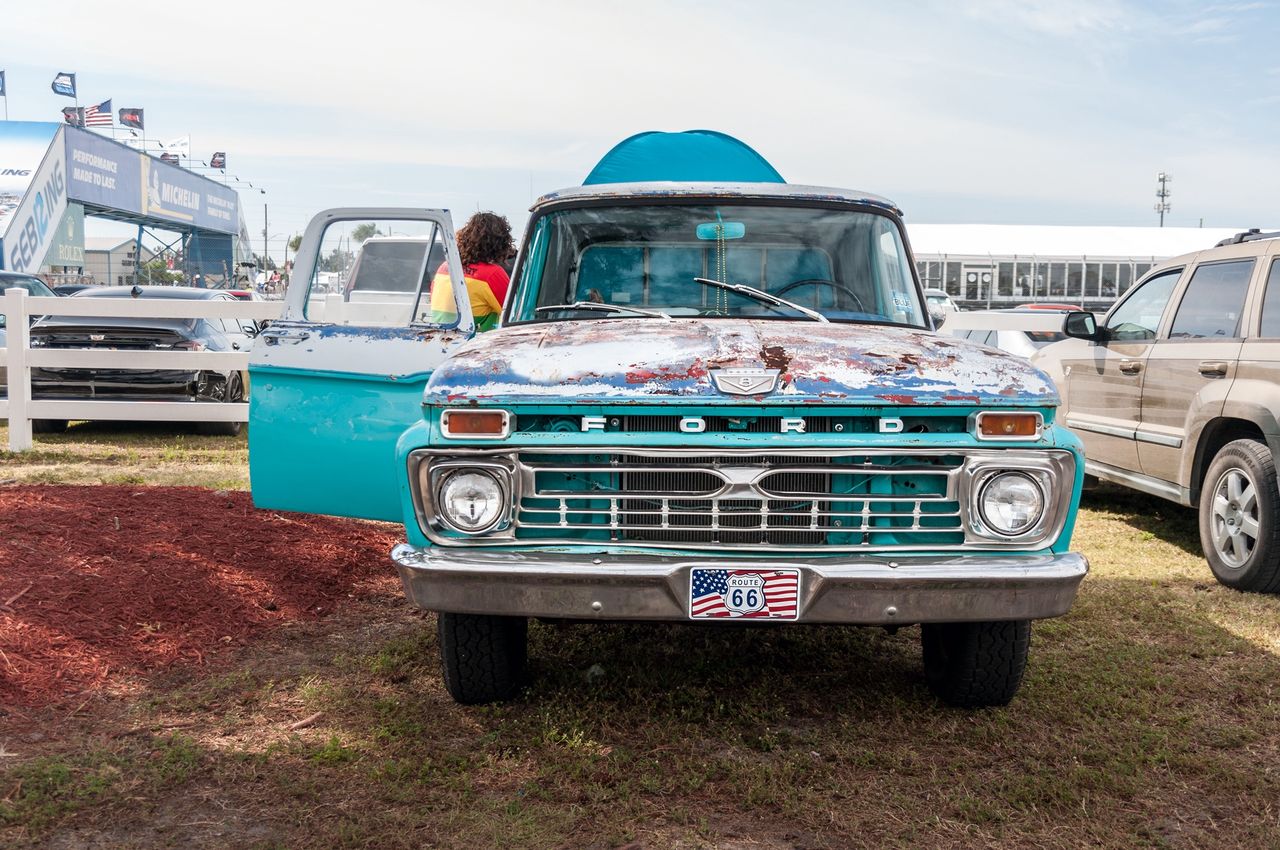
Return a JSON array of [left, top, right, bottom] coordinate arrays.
[[1210, 467, 1259, 569]]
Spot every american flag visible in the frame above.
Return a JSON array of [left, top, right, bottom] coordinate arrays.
[[84, 99, 113, 127], [690, 569, 799, 619]]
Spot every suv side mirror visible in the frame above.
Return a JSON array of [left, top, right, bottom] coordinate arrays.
[[1063, 311, 1104, 342]]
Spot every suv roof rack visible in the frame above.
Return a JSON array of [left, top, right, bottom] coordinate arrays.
[[1215, 228, 1280, 247]]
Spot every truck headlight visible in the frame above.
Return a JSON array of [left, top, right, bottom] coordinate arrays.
[[978, 471, 1044, 536], [438, 469, 507, 533]]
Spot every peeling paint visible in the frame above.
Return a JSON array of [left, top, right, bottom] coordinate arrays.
[[425, 318, 1058, 407]]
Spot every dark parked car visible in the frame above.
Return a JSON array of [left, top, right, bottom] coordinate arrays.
[[52, 283, 95, 296], [0, 272, 58, 399], [27, 286, 256, 436]]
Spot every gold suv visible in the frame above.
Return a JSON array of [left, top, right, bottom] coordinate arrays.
[[1034, 229, 1280, 593]]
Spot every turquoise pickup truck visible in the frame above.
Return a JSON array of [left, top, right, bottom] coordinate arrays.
[[248, 131, 1087, 707]]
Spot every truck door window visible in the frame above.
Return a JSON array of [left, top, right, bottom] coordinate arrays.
[[1168, 259, 1255, 339], [1257, 259, 1280, 338], [1104, 269, 1181, 341], [305, 219, 455, 327]]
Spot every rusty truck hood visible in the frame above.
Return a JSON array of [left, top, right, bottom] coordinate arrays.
[[424, 319, 1058, 407]]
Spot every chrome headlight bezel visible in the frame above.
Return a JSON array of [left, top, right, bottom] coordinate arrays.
[[418, 456, 517, 537], [961, 455, 1069, 544]]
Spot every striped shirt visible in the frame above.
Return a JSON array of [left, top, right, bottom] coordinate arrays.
[[429, 262, 509, 332]]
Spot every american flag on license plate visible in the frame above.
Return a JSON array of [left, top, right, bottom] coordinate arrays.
[[690, 568, 799, 619]]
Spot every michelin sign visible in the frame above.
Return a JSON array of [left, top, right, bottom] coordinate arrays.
[[0, 123, 239, 272], [64, 128, 238, 234]]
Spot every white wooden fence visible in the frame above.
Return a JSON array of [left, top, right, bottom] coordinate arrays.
[[0, 287, 285, 452]]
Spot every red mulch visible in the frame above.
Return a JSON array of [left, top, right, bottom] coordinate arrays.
[[0, 485, 402, 709]]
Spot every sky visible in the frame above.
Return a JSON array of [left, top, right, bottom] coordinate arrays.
[[2, 0, 1279, 261]]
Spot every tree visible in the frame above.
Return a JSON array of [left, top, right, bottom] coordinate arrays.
[[140, 258, 184, 285], [288, 234, 303, 253], [317, 247, 353, 273], [351, 222, 381, 244]]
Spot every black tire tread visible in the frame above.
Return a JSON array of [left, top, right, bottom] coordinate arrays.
[[196, 373, 244, 437], [922, 619, 1031, 708], [1199, 439, 1280, 594], [31, 419, 68, 434], [438, 612, 527, 705]]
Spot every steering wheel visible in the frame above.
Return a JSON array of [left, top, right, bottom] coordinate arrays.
[[775, 278, 867, 313]]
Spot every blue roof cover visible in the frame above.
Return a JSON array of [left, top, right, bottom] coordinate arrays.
[[583, 130, 785, 185]]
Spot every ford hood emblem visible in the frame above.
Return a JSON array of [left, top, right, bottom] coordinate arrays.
[[710, 367, 780, 396]]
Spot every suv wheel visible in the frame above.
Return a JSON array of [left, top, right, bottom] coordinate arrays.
[[921, 620, 1030, 707], [437, 612, 527, 704], [1199, 439, 1280, 593]]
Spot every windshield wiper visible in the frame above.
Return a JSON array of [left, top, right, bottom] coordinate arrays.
[[693, 277, 829, 323], [535, 302, 672, 319]]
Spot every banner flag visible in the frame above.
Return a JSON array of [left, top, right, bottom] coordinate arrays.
[[160, 136, 190, 157], [51, 72, 77, 98], [84, 99, 113, 127], [0, 70, 6, 97], [118, 107, 144, 130], [210, 151, 226, 170], [62, 106, 86, 127]]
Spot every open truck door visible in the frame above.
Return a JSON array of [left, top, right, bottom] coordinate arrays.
[[249, 208, 474, 521]]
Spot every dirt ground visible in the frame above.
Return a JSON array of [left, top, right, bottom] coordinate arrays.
[[0, 485, 400, 709]]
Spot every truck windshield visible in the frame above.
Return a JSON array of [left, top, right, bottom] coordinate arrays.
[[513, 203, 925, 327]]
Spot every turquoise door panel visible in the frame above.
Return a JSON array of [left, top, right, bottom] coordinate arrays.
[[248, 207, 472, 521], [249, 368, 429, 522]]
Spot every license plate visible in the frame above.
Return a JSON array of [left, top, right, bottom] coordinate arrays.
[[688, 567, 800, 620]]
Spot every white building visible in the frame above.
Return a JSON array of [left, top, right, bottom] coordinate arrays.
[[82, 237, 157, 287], [905, 224, 1263, 311]]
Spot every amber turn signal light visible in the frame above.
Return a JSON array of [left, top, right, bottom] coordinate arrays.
[[441, 409, 511, 439], [976, 412, 1041, 439]]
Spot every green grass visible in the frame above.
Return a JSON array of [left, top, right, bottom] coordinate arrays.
[[0, 421, 247, 489], [2, 443, 1279, 847]]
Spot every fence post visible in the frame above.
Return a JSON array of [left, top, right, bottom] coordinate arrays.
[[5, 287, 32, 452]]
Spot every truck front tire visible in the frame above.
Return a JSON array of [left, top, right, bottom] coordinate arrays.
[[437, 612, 527, 704], [921, 619, 1031, 707]]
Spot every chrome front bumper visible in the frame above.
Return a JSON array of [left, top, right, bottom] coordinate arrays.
[[390, 545, 1088, 624]]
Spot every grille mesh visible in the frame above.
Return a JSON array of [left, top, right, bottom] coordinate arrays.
[[516, 452, 964, 549]]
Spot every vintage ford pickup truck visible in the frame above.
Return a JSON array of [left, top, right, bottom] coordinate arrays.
[[248, 131, 1088, 707]]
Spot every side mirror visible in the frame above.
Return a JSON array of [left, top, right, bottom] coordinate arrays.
[[1063, 310, 1104, 342]]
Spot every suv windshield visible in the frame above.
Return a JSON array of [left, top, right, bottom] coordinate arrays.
[[513, 203, 925, 327]]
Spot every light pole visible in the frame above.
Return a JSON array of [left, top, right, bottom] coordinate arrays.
[[260, 189, 269, 271], [1155, 172, 1172, 227]]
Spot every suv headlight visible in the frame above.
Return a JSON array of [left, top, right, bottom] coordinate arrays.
[[977, 471, 1045, 536], [437, 469, 507, 533]]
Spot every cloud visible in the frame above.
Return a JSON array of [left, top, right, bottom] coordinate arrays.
[[960, 0, 1132, 36], [3, 0, 1277, 238]]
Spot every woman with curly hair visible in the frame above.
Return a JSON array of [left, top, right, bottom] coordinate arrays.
[[430, 211, 516, 332]]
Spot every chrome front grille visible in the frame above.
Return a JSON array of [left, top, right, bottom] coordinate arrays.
[[514, 452, 965, 549]]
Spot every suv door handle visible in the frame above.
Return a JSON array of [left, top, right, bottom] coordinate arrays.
[[1198, 360, 1229, 377], [260, 328, 311, 346], [1118, 359, 1143, 375]]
